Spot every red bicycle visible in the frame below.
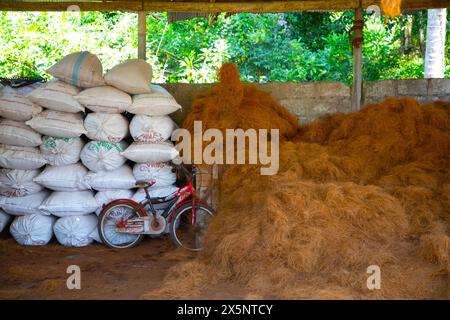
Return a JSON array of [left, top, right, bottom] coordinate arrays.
[[98, 165, 215, 251]]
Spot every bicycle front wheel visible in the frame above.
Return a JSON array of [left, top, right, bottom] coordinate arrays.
[[98, 200, 144, 249], [169, 202, 214, 251]]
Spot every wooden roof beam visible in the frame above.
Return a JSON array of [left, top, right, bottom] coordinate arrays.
[[0, 0, 448, 13], [0, 1, 144, 12], [143, 1, 360, 13]]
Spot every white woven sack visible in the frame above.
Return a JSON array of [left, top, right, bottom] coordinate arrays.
[[40, 136, 84, 166], [53, 214, 98, 247], [46, 79, 80, 95], [0, 190, 50, 216], [84, 112, 129, 142], [80, 141, 128, 172], [121, 141, 178, 163], [0, 85, 14, 93], [0, 93, 42, 121], [74, 86, 132, 113], [27, 81, 83, 113], [0, 85, 14, 94], [104, 59, 152, 94], [0, 209, 12, 232], [84, 165, 136, 191], [39, 190, 98, 217], [90, 228, 102, 243], [133, 162, 176, 187], [46, 51, 105, 88], [10, 214, 56, 246], [129, 85, 182, 116], [129, 115, 176, 142], [26, 110, 86, 138], [0, 169, 43, 197], [0, 144, 47, 170], [94, 189, 134, 215], [33, 163, 89, 191], [0, 119, 42, 147]]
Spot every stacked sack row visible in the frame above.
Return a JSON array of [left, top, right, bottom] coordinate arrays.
[[0, 85, 53, 246], [29, 78, 100, 248], [0, 51, 182, 247]]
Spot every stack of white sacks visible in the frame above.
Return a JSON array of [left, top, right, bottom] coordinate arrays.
[[0, 51, 182, 246], [0, 86, 52, 245], [126, 84, 181, 206]]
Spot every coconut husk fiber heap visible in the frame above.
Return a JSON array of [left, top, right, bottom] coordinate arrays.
[[142, 64, 449, 300]]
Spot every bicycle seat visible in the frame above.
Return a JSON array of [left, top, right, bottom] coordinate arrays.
[[135, 180, 156, 188]]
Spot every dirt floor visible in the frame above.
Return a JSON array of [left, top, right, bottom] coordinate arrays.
[[0, 231, 247, 300]]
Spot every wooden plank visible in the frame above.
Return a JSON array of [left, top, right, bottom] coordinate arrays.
[[143, 0, 360, 13], [138, 11, 147, 60], [0, 0, 447, 13], [0, 1, 144, 12], [352, 7, 363, 111], [0, 0, 359, 13], [402, 0, 450, 10], [364, 0, 450, 11]]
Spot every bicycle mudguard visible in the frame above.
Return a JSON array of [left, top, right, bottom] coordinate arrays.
[[102, 198, 147, 216]]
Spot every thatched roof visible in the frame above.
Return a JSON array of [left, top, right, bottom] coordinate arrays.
[[0, 0, 448, 13]]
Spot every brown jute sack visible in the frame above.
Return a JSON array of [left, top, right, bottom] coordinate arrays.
[[46, 51, 105, 88]]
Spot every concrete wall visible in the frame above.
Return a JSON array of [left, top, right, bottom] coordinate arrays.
[[364, 78, 450, 106], [161, 78, 450, 125]]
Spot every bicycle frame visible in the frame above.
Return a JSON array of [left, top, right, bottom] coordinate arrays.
[[104, 180, 208, 229], [144, 180, 197, 223]]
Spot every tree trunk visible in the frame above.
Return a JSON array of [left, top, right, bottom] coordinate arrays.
[[401, 15, 413, 56], [424, 9, 447, 78], [404, 15, 413, 54], [419, 24, 425, 58]]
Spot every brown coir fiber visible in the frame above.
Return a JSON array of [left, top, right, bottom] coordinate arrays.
[[381, 0, 402, 16], [182, 63, 299, 140], [144, 65, 449, 299]]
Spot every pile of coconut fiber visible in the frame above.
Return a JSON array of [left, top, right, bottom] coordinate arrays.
[[142, 64, 449, 300]]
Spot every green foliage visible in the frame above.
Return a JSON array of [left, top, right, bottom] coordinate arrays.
[[0, 11, 448, 83], [0, 11, 137, 79]]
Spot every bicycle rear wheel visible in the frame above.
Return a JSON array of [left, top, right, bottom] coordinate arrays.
[[98, 200, 144, 249], [169, 202, 214, 251]]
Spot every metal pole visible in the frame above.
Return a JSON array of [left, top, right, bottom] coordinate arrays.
[[138, 11, 147, 60], [352, 7, 363, 111]]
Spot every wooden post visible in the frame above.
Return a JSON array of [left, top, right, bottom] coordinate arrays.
[[352, 7, 364, 111], [138, 11, 147, 60], [211, 164, 219, 210]]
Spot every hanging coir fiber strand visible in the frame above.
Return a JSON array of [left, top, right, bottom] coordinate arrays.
[[381, 0, 402, 16]]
